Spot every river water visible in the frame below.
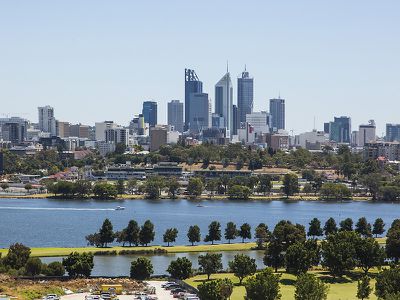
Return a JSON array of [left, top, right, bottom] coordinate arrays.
[[1, 198, 399, 248]]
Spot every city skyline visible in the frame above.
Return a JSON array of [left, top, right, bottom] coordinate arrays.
[[1, 1, 399, 135]]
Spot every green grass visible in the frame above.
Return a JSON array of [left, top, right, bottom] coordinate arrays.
[[185, 270, 379, 300], [0, 242, 258, 257]]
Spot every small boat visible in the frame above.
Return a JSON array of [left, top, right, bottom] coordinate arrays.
[[115, 206, 125, 210], [196, 204, 204, 207]]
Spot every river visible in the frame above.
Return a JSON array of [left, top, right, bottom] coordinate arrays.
[[0, 198, 399, 248]]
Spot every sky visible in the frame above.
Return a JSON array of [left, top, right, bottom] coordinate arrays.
[[0, 1, 399, 136]]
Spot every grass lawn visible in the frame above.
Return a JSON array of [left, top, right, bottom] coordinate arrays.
[[185, 270, 379, 300], [0, 242, 258, 257]]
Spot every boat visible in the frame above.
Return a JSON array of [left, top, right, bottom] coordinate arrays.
[[196, 204, 204, 207], [115, 206, 125, 210]]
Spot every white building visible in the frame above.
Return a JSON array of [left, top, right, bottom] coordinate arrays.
[[95, 121, 117, 141], [38, 106, 57, 136], [246, 112, 270, 135], [358, 120, 376, 147], [296, 130, 329, 149]]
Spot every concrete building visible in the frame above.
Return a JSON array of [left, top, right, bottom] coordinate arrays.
[[188, 93, 210, 133], [358, 120, 376, 147], [215, 72, 233, 137], [296, 130, 329, 149], [95, 121, 117, 141], [129, 114, 146, 136], [38, 106, 57, 136], [266, 131, 289, 151], [105, 127, 129, 146], [212, 113, 225, 129], [97, 141, 116, 156], [237, 68, 254, 125], [168, 100, 184, 132], [150, 125, 168, 151], [142, 101, 157, 127], [57, 121, 71, 138], [0, 117, 28, 144], [364, 141, 400, 161], [70, 124, 90, 138], [269, 98, 285, 132], [386, 124, 400, 142], [246, 112, 270, 135], [185, 69, 203, 131], [328, 116, 351, 143]]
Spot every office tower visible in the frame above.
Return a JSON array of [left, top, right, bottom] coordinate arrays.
[[269, 98, 285, 132], [150, 125, 168, 151], [95, 121, 116, 141], [323, 122, 330, 134], [212, 113, 225, 129], [328, 116, 351, 143], [142, 101, 158, 127], [105, 127, 129, 146], [215, 72, 233, 137], [185, 69, 203, 130], [130, 114, 145, 135], [70, 124, 90, 139], [232, 105, 239, 136], [57, 121, 71, 138], [246, 112, 270, 135], [0, 117, 28, 143], [386, 124, 400, 142], [237, 68, 254, 125], [358, 120, 376, 147], [168, 100, 184, 132], [38, 106, 57, 136], [188, 93, 210, 133]]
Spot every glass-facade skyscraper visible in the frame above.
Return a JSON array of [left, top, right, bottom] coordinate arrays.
[[328, 116, 351, 143], [167, 100, 184, 132], [386, 124, 400, 142], [215, 72, 233, 137], [142, 101, 157, 127], [269, 98, 285, 132], [237, 69, 254, 125], [185, 69, 203, 131]]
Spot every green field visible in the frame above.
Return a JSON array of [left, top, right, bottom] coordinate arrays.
[[0, 242, 258, 257], [185, 270, 379, 300]]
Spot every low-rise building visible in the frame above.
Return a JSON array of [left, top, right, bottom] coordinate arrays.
[[364, 141, 400, 161]]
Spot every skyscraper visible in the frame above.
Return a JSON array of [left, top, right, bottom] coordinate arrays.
[[167, 100, 184, 132], [237, 68, 254, 125], [185, 69, 203, 131], [142, 101, 157, 127], [38, 105, 57, 136], [328, 116, 351, 143], [215, 72, 233, 137], [358, 120, 376, 147], [386, 124, 400, 142], [269, 98, 285, 132], [188, 93, 210, 133]]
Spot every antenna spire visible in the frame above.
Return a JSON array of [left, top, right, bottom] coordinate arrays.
[[244, 64, 247, 72], [226, 60, 229, 73]]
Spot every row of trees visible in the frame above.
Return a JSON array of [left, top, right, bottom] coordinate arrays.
[[47, 180, 120, 199]]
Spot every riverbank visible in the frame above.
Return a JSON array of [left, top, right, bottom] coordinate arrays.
[[0, 193, 373, 201], [0, 242, 258, 257]]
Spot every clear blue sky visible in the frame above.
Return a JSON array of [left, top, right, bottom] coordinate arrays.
[[0, 1, 399, 135]]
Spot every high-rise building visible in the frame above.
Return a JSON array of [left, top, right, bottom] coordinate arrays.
[[38, 106, 57, 136], [150, 125, 168, 151], [167, 100, 184, 132], [129, 114, 145, 135], [0, 117, 28, 144], [237, 68, 254, 125], [232, 105, 239, 136], [246, 112, 270, 135], [105, 127, 129, 146], [386, 124, 400, 142], [269, 98, 285, 132], [95, 121, 117, 141], [142, 101, 157, 127], [215, 72, 233, 137], [57, 121, 71, 138], [70, 124, 90, 139], [188, 93, 210, 133], [358, 120, 376, 147], [185, 69, 203, 131], [328, 116, 351, 143]]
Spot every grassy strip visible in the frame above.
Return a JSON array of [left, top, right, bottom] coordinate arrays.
[[0, 242, 258, 257], [185, 270, 379, 300]]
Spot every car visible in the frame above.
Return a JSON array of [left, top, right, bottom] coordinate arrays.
[[165, 284, 181, 290], [170, 288, 186, 295], [44, 295, 59, 300], [161, 282, 176, 288]]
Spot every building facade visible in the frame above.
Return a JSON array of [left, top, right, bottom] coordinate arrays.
[[215, 72, 233, 137], [0, 117, 28, 144], [269, 98, 285, 132], [328, 116, 351, 144], [386, 124, 400, 142], [105, 127, 129, 146], [188, 93, 210, 133], [358, 120, 376, 147], [142, 101, 157, 127], [185, 69, 203, 130], [95, 121, 117, 141], [237, 69, 254, 125], [150, 125, 168, 151], [38, 106, 57, 136], [246, 112, 270, 135], [167, 100, 184, 133]]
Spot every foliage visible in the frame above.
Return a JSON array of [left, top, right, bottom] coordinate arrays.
[[263, 239, 284, 272], [163, 228, 178, 246], [271, 220, 306, 251], [25, 257, 42, 276], [3, 243, 31, 270], [187, 225, 201, 246], [99, 218, 114, 247], [130, 257, 153, 280], [224, 222, 238, 243], [204, 221, 222, 245], [62, 252, 94, 278], [308, 218, 323, 238], [339, 218, 354, 232], [372, 218, 385, 237], [198, 253, 223, 280], [228, 185, 252, 200], [375, 267, 400, 299], [167, 257, 192, 280], [386, 219, 400, 263], [245, 268, 281, 300], [198, 278, 233, 300], [355, 217, 372, 237], [93, 182, 118, 199], [255, 223, 270, 249], [139, 220, 155, 246], [324, 218, 338, 236], [281, 173, 299, 197], [294, 273, 328, 300], [187, 177, 204, 197], [239, 223, 252, 243], [320, 182, 352, 200], [357, 276, 372, 300], [228, 254, 257, 284]]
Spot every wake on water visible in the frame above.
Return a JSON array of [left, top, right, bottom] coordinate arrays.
[[0, 207, 115, 211]]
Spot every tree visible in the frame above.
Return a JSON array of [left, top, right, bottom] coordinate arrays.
[[85, 233, 101, 247], [167, 178, 180, 198], [167, 257, 192, 280], [282, 173, 299, 198], [130, 257, 153, 280], [303, 183, 313, 195], [375, 267, 400, 299], [228, 185, 252, 200], [206, 179, 219, 197], [386, 220, 400, 263], [204, 221, 222, 245], [124, 220, 140, 246], [139, 220, 155, 246], [360, 173, 382, 200], [93, 182, 118, 199], [257, 175, 272, 195], [115, 179, 125, 195], [321, 231, 358, 277], [45, 261, 65, 276], [224, 222, 238, 243], [126, 179, 137, 194], [285, 242, 314, 275], [245, 268, 281, 300], [198, 279, 232, 300], [144, 176, 164, 199], [355, 217, 372, 237], [272, 220, 306, 250], [198, 253, 223, 280], [187, 225, 201, 246], [294, 273, 328, 300], [62, 252, 94, 278], [255, 223, 270, 249], [355, 237, 385, 274], [187, 177, 204, 197], [339, 218, 353, 232], [99, 218, 114, 247], [24, 183, 33, 193], [320, 182, 352, 200], [239, 223, 252, 243], [308, 218, 323, 238], [25, 257, 42, 276], [3, 243, 31, 270], [219, 278, 234, 300], [0, 182, 9, 192], [357, 276, 372, 300], [75, 180, 92, 197], [163, 228, 178, 246], [324, 218, 338, 236], [229, 254, 257, 284], [372, 218, 385, 237], [264, 239, 285, 272]]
